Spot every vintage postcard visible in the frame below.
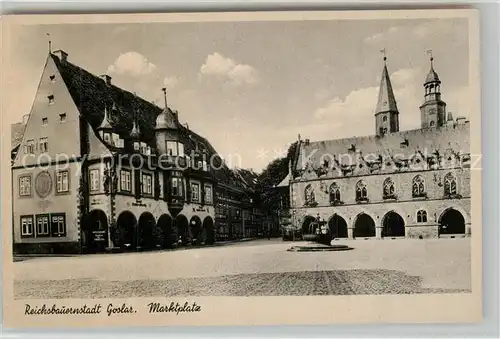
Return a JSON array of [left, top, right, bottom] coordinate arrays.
[[1, 9, 481, 328]]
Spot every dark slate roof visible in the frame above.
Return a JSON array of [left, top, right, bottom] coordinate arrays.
[[425, 67, 440, 84], [51, 53, 243, 187], [294, 123, 470, 180]]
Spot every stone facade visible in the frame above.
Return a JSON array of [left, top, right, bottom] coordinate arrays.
[[288, 57, 471, 240]]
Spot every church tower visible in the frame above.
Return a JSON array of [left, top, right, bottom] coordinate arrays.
[[420, 54, 446, 128], [375, 55, 399, 137]]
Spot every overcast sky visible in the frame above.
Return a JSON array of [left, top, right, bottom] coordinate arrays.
[[7, 17, 471, 172]]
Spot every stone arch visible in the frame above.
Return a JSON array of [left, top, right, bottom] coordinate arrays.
[[156, 214, 174, 249], [116, 211, 137, 250], [138, 212, 156, 250], [301, 215, 317, 235], [190, 216, 203, 245], [438, 208, 466, 235], [83, 209, 109, 253], [381, 210, 405, 237], [176, 214, 189, 246], [327, 214, 348, 239], [202, 216, 215, 245], [353, 212, 376, 238]]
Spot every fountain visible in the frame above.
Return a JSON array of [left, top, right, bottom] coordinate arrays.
[[287, 215, 353, 252]]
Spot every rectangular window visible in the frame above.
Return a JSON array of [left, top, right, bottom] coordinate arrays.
[[50, 213, 66, 237], [26, 140, 35, 154], [191, 183, 200, 202], [172, 177, 183, 197], [142, 173, 153, 195], [42, 117, 48, 125], [166, 141, 178, 156], [56, 170, 69, 193], [178, 143, 184, 157], [36, 214, 50, 237], [59, 113, 67, 122], [204, 185, 213, 204], [40, 137, 48, 153], [47, 94, 54, 104], [89, 169, 100, 191], [19, 175, 32, 196], [120, 170, 131, 192], [20, 215, 34, 237]]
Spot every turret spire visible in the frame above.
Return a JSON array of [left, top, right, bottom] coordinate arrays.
[[375, 50, 399, 136], [420, 50, 446, 129], [162, 87, 167, 109], [98, 104, 113, 130], [130, 108, 140, 139]]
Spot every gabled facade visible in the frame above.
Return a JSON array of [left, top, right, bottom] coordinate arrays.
[[285, 55, 472, 241], [11, 49, 259, 254]]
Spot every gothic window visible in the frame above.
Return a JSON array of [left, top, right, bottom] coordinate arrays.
[[355, 180, 368, 201], [412, 175, 426, 198], [329, 183, 341, 203], [417, 210, 428, 223], [304, 185, 315, 204], [383, 177, 395, 199], [444, 172, 457, 196], [383, 116, 387, 122], [430, 121, 435, 127]]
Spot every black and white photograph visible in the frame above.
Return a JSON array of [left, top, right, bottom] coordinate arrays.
[[2, 9, 481, 327]]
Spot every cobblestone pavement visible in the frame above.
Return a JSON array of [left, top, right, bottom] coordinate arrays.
[[13, 238, 471, 299]]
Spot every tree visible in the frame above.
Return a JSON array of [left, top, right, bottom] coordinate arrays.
[[255, 141, 298, 214]]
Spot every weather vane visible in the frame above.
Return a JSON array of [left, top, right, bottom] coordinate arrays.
[[46, 33, 51, 53], [380, 48, 387, 62], [426, 49, 434, 61]]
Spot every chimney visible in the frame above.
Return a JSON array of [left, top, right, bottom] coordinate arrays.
[[172, 110, 179, 122], [100, 74, 112, 86], [53, 50, 68, 62]]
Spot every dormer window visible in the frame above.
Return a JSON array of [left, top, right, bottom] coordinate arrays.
[[49, 75, 56, 83], [59, 113, 67, 122], [42, 117, 48, 126], [133, 141, 140, 151], [166, 141, 184, 157], [47, 95, 54, 105], [103, 133, 111, 144]]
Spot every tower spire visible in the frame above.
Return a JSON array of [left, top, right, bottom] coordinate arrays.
[[375, 52, 398, 115], [375, 50, 399, 136]]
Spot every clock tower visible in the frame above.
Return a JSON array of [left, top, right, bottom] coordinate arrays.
[[420, 54, 447, 128]]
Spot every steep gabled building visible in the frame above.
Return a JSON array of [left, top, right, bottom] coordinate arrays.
[[11, 49, 257, 254]]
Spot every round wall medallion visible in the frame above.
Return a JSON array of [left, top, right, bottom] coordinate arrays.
[[35, 171, 53, 198]]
